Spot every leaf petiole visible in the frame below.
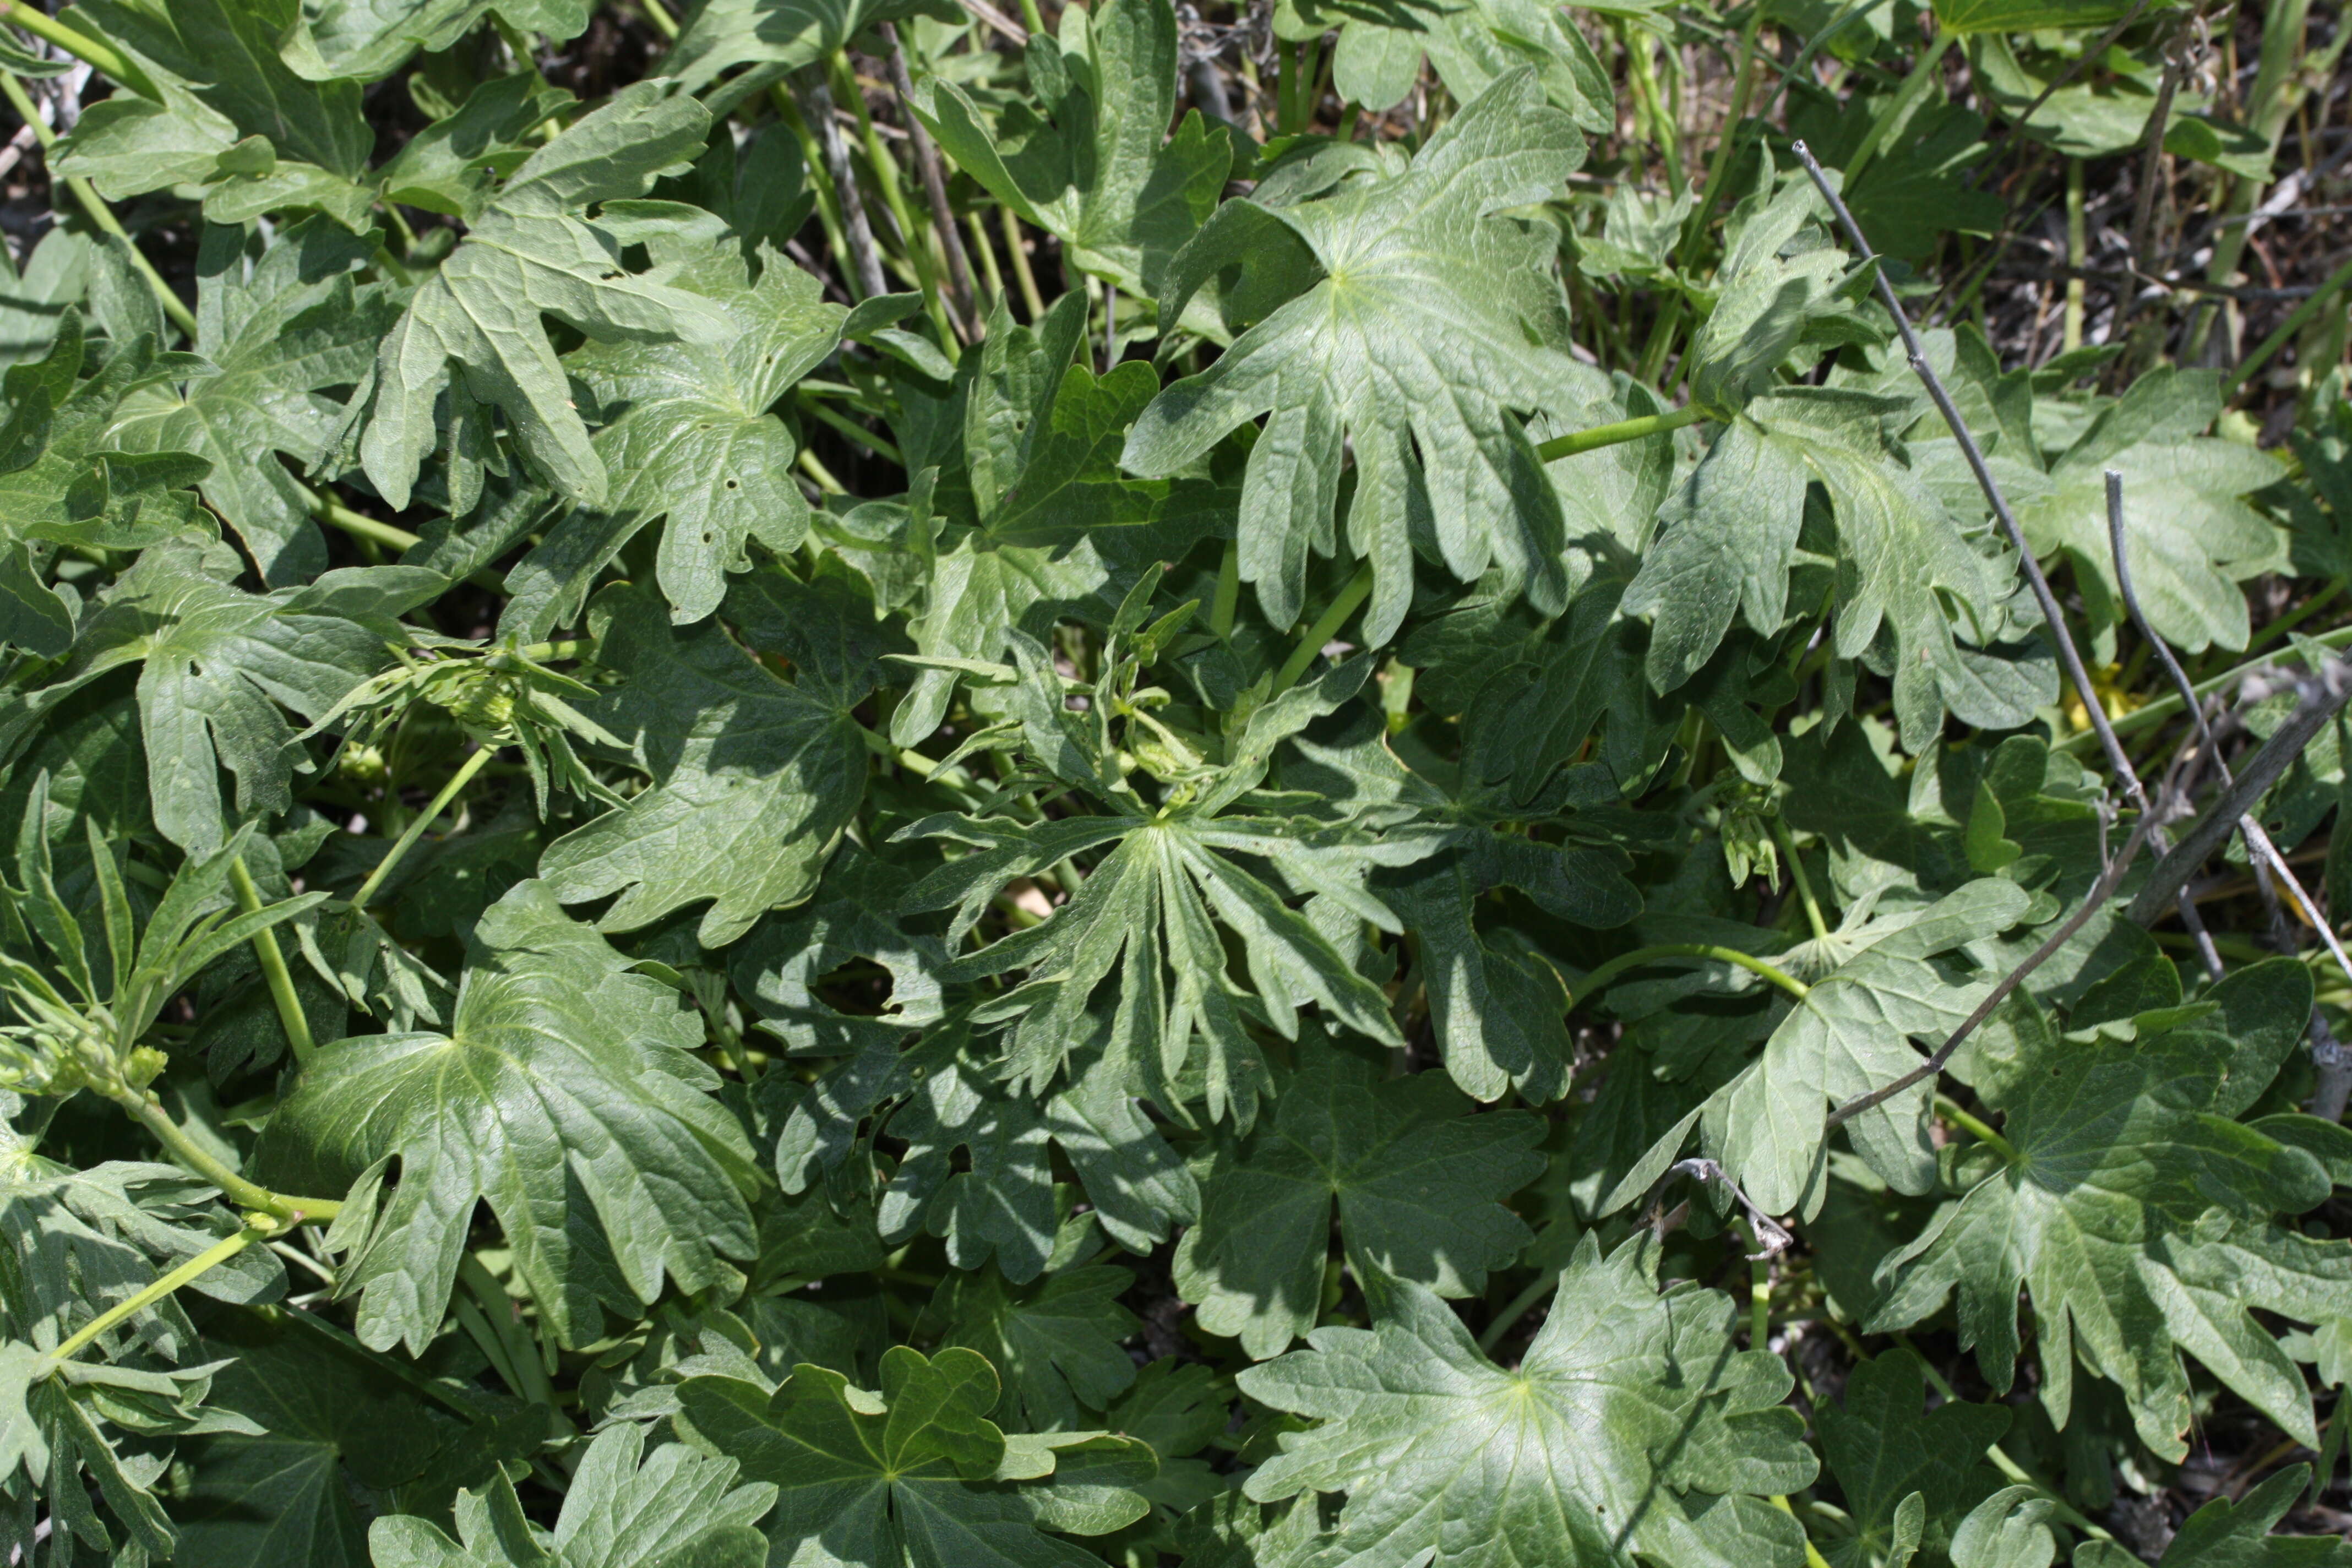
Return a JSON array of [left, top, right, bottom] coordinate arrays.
[[350, 744, 496, 911], [116, 1093, 342, 1224], [1572, 943, 1811, 1006], [1271, 561, 1374, 695], [0, 1, 160, 101], [47, 1217, 268, 1365], [228, 856, 315, 1068], [1533, 403, 1703, 463]]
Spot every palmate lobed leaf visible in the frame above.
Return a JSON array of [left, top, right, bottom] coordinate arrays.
[[357, 79, 732, 512], [673, 1344, 1156, 1568], [1175, 1033, 1544, 1358], [1121, 68, 1587, 644], [1237, 1237, 1820, 1568], [1872, 961, 2352, 1458], [256, 879, 760, 1354]]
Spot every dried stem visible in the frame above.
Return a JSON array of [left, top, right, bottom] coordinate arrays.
[[881, 24, 980, 340], [796, 68, 890, 301]]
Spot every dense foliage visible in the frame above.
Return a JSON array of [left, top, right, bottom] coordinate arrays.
[[0, 0, 2346, 1564]]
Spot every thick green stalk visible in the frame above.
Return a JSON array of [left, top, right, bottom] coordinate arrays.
[[1935, 1095, 2017, 1162], [1535, 404, 1703, 463], [635, 0, 679, 41], [1210, 540, 1241, 641], [1001, 207, 1048, 321], [1771, 818, 1831, 943], [0, 73, 195, 337], [1476, 1266, 1562, 1354], [1573, 943, 1812, 1005], [2186, 0, 2313, 361], [352, 744, 494, 911], [1271, 562, 1374, 695], [2062, 159, 2085, 352], [0, 0, 159, 100], [49, 1221, 265, 1363], [228, 857, 314, 1068], [116, 1094, 341, 1223]]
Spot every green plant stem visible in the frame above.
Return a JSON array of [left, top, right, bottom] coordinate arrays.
[[2248, 582, 2345, 651], [965, 209, 1006, 311], [1678, 4, 1763, 267], [1476, 1266, 1562, 1354], [228, 857, 314, 1069], [1271, 562, 1374, 695], [1625, 26, 1683, 190], [1772, 1496, 1838, 1568], [0, 73, 195, 339], [1534, 404, 1703, 463], [458, 1255, 565, 1418], [0, 0, 159, 100], [1897, 1334, 2116, 1542], [1210, 540, 1240, 640], [308, 493, 420, 554], [1935, 1095, 2016, 1162], [115, 1093, 340, 1223], [1001, 207, 1047, 321], [2224, 249, 2352, 396], [2186, 0, 2315, 362], [634, 0, 679, 41], [2062, 159, 2086, 353], [799, 392, 905, 462], [1841, 29, 1952, 183], [352, 744, 494, 910], [1772, 818, 1830, 943], [1574, 943, 1811, 1005], [2057, 619, 2352, 753], [48, 1222, 263, 1364], [1747, 1232, 1770, 1348]]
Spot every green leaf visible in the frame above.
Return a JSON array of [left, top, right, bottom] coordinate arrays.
[[1930, 0, 2140, 34], [170, 1308, 504, 1568], [256, 879, 761, 1353], [1817, 1351, 2010, 1568], [1174, 1035, 1544, 1358], [546, 242, 845, 624], [2131, 1463, 2352, 1567], [673, 1346, 1156, 1568], [55, 0, 374, 227], [536, 581, 868, 946], [924, 1263, 1139, 1430], [282, 0, 592, 84], [663, 0, 953, 112], [106, 218, 395, 584], [67, 542, 436, 856], [890, 292, 1227, 746], [1277, 0, 1613, 126], [0, 318, 217, 557], [369, 1423, 774, 1568], [1871, 963, 2352, 1458], [356, 79, 729, 510], [910, 0, 1231, 300], [2012, 367, 2285, 654], [1697, 878, 2032, 1217], [1237, 1237, 1819, 1568], [1625, 387, 2048, 752], [1122, 68, 1587, 642]]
